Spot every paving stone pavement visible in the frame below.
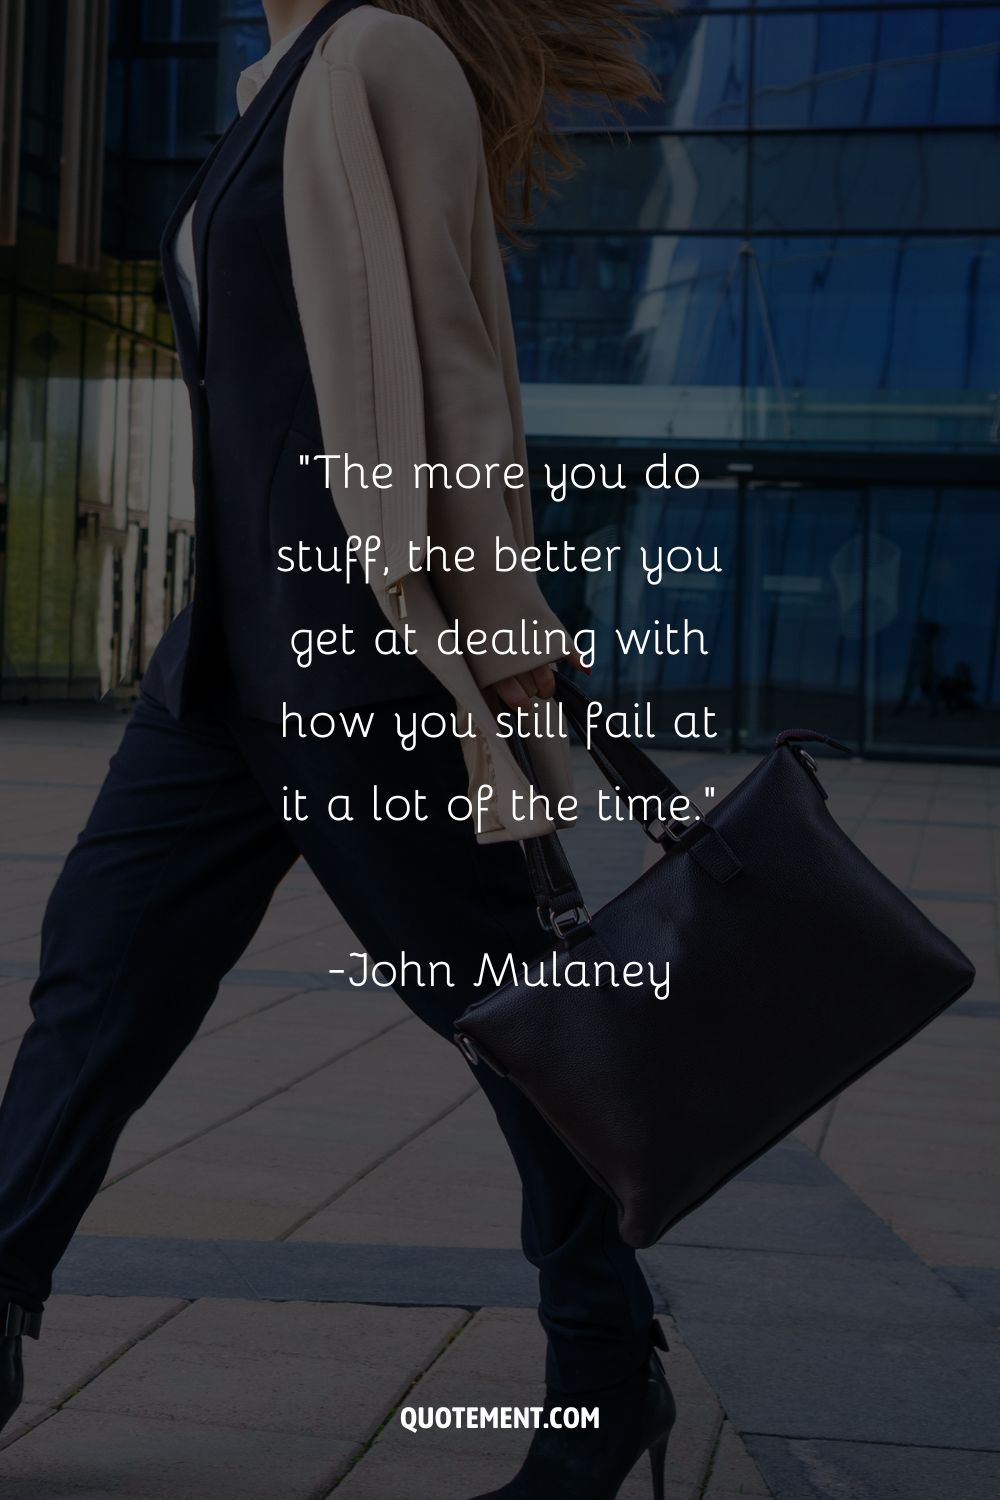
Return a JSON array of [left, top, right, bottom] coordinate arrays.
[[0, 706, 998, 1499]]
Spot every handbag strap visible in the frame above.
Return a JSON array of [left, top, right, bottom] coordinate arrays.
[[515, 674, 742, 937]]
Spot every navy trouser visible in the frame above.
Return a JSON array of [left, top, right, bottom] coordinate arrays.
[[0, 663, 653, 1391]]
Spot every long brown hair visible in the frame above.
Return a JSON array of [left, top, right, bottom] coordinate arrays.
[[372, 1, 670, 241]]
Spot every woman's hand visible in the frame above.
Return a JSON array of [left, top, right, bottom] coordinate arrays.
[[492, 651, 590, 711]]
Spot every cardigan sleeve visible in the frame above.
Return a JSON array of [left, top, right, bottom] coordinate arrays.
[[337, 14, 573, 688]]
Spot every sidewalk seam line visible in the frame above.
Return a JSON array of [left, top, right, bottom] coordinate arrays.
[[275, 1085, 480, 1243], [98, 1014, 415, 1190]]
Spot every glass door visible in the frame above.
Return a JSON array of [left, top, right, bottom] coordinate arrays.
[[741, 484, 865, 749]]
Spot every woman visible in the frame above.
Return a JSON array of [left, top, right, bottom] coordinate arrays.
[[0, 2, 674, 1494]]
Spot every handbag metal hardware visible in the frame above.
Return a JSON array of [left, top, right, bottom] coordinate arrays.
[[457, 1035, 480, 1066], [455, 673, 975, 1251], [649, 809, 705, 844], [544, 904, 592, 938]]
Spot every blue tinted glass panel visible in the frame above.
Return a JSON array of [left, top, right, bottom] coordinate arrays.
[[537, 136, 745, 232], [745, 237, 1000, 447], [602, 15, 750, 129], [509, 235, 743, 389], [615, 487, 738, 725], [758, 8, 1000, 131], [754, 9, 1000, 127], [533, 482, 738, 726], [867, 491, 1000, 753], [751, 132, 1000, 231], [743, 490, 864, 748], [762, 0, 999, 8], [937, 8, 1000, 124]]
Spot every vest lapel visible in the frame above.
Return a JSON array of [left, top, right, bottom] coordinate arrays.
[[159, 122, 238, 382]]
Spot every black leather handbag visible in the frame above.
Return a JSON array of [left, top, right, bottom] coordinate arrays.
[[454, 676, 976, 1250]]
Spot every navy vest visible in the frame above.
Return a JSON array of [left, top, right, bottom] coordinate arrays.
[[157, 0, 435, 720]]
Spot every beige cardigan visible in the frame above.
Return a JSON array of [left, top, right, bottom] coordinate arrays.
[[282, 4, 574, 842]]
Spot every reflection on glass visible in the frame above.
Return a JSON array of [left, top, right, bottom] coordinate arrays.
[[616, 486, 737, 736], [743, 489, 864, 748], [558, 15, 750, 130], [0, 294, 9, 492], [867, 490, 1000, 752], [531, 482, 737, 735], [2, 307, 82, 697], [511, 235, 743, 441], [38, 313, 83, 694], [755, 8, 1000, 128], [513, 235, 745, 442], [142, 351, 176, 671], [745, 236, 1000, 447], [537, 136, 745, 233], [70, 515, 103, 695], [79, 322, 119, 510], [4, 304, 49, 695], [752, 132, 1000, 232]]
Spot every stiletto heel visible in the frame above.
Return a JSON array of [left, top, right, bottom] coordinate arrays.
[[649, 1434, 669, 1500], [467, 1321, 676, 1498]]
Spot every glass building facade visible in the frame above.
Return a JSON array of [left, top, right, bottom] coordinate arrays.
[[515, 1, 1000, 758], [1, 1, 998, 758]]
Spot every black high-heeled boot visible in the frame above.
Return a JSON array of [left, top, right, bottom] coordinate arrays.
[[0, 1304, 42, 1435], [469, 1323, 676, 1500]]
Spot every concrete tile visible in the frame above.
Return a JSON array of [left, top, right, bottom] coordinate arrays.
[[668, 1181, 910, 1260], [196, 983, 308, 1035], [0, 1402, 55, 1449], [72, 1300, 466, 1443], [934, 1266, 1000, 1327], [648, 1245, 988, 1338], [350, 1309, 718, 1498], [745, 1435, 1000, 1500], [411, 1307, 546, 1392], [824, 1160, 999, 1210], [793, 1103, 835, 1155], [676, 1319, 1000, 1449], [704, 1422, 771, 1497], [0, 1409, 356, 1497], [22, 1296, 187, 1409], [910, 826, 994, 895], [819, 1018, 1000, 1266], [854, 1189, 1000, 1242], [646, 1244, 1000, 1448], [83, 1022, 472, 1239], [734, 1144, 839, 1189], [98, 989, 408, 1172], [293, 1091, 523, 1248], [336, 1443, 696, 1500], [895, 1225, 1000, 1269]]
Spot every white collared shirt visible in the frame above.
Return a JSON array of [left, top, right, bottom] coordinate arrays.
[[173, 24, 307, 330]]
